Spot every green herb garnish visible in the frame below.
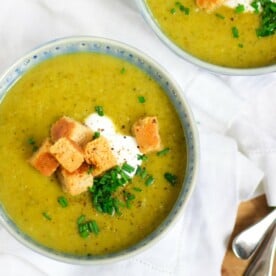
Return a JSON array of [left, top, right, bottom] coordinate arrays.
[[122, 162, 135, 174], [93, 131, 100, 139], [89, 165, 134, 215], [232, 26, 239, 38], [164, 172, 177, 186], [28, 137, 38, 152], [42, 212, 52, 221], [170, 7, 177, 14], [137, 154, 148, 161], [133, 187, 142, 192], [77, 214, 86, 225], [179, 4, 190, 15], [95, 106, 104, 116], [238, 43, 244, 48], [251, 1, 260, 13], [57, 196, 68, 208], [135, 166, 148, 179], [157, 147, 170, 156], [253, 0, 276, 37], [88, 220, 100, 235], [87, 166, 93, 175], [120, 67, 126, 74], [138, 96, 146, 103], [145, 175, 155, 186], [77, 216, 100, 238], [235, 4, 245, 13], [172, 1, 190, 15], [215, 13, 225, 19], [123, 191, 135, 208]]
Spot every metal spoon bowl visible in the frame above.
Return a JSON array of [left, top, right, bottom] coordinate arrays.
[[232, 208, 276, 260]]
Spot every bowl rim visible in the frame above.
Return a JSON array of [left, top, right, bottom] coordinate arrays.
[[135, 0, 276, 76], [0, 35, 199, 264]]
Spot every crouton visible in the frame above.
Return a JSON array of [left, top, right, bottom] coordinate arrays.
[[196, 0, 225, 11], [84, 136, 117, 176], [51, 116, 93, 146], [132, 116, 162, 154], [50, 137, 84, 173], [29, 138, 59, 176], [57, 163, 93, 196]]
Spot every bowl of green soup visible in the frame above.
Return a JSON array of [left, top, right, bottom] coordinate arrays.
[[0, 36, 198, 263], [136, 0, 276, 75]]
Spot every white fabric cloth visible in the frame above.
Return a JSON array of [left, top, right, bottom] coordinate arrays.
[[0, 1, 275, 275]]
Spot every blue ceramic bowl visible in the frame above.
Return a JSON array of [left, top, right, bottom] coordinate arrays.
[[135, 0, 276, 76], [0, 36, 199, 264]]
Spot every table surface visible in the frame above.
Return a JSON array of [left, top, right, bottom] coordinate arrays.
[[221, 195, 276, 275]]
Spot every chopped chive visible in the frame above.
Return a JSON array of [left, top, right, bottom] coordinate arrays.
[[123, 191, 135, 208], [80, 230, 90, 238], [87, 166, 93, 175], [133, 187, 142, 192], [42, 212, 51, 221], [254, 0, 276, 37], [122, 162, 135, 173], [235, 4, 245, 13], [175, 1, 181, 7], [120, 67, 126, 74], [164, 172, 177, 186], [238, 43, 244, 48], [91, 220, 100, 235], [232, 26, 239, 38], [215, 13, 225, 19], [157, 147, 170, 156], [250, 1, 259, 13], [95, 106, 104, 116], [57, 196, 68, 208], [28, 137, 36, 145], [120, 170, 131, 182], [137, 154, 148, 161], [77, 215, 86, 225], [170, 7, 177, 14], [138, 96, 146, 103], [180, 5, 190, 15], [93, 131, 100, 139], [135, 166, 147, 178], [28, 137, 38, 152], [145, 175, 155, 186], [89, 164, 135, 215]]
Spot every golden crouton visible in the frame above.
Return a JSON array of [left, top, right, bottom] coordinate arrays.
[[57, 163, 93, 196], [51, 116, 93, 146], [132, 116, 162, 154], [29, 138, 59, 177], [84, 136, 117, 176], [50, 137, 84, 173], [196, 0, 225, 11]]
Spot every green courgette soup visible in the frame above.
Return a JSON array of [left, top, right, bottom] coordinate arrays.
[[146, 0, 276, 68], [0, 53, 187, 255]]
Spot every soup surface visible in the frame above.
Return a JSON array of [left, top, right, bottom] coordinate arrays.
[[146, 0, 276, 68], [0, 53, 186, 255]]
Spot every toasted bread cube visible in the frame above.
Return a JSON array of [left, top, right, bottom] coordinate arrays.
[[132, 116, 162, 154], [57, 163, 93, 196], [29, 138, 59, 176], [51, 116, 93, 146], [50, 137, 84, 172], [196, 0, 225, 11], [84, 136, 117, 176]]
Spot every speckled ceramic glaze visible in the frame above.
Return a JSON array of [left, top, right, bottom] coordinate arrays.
[[0, 36, 199, 264], [135, 0, 276, 76]]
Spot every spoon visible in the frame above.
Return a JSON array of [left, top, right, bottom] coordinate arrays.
[[244, 222, 276, 276], [232, 208, 276, 260]]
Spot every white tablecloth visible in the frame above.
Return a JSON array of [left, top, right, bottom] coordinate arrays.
[[0, 1, 275, 275]]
